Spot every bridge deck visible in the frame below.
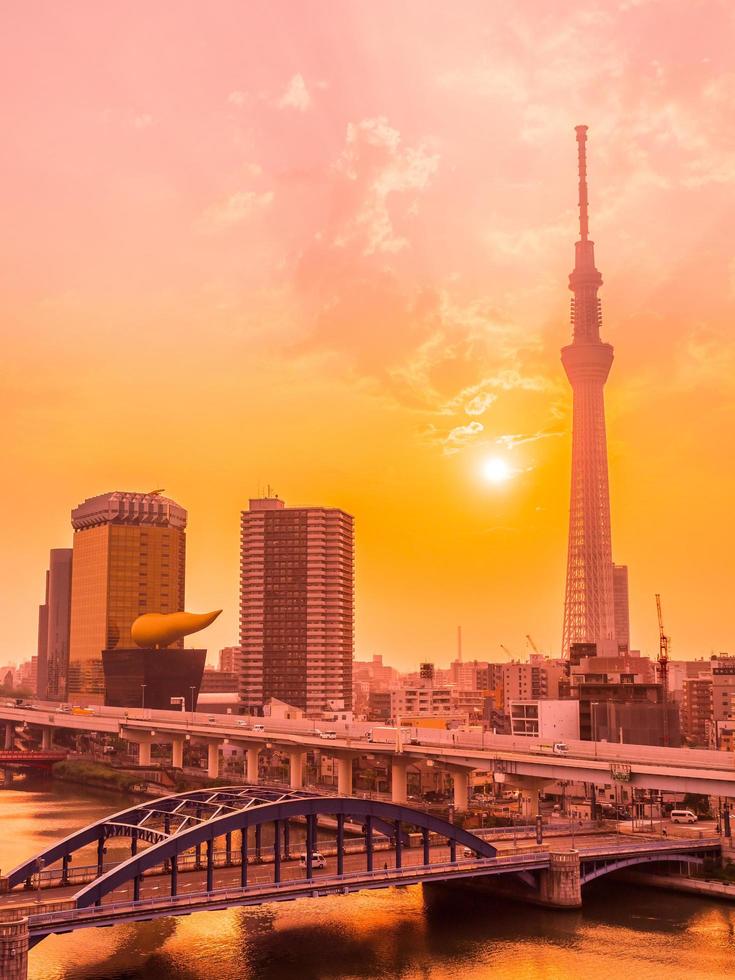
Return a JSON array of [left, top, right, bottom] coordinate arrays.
[[6, 834, 718, 942]]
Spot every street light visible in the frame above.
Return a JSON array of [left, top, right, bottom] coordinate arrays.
[[140, 684, 146, 710], [35, 857, 45, 905], [189, 686, 196, 717]]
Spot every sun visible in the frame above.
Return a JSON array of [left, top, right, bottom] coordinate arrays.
[[482, 456, 513, 485]]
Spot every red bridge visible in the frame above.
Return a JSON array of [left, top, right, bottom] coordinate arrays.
[[0, 750, 67, 770]]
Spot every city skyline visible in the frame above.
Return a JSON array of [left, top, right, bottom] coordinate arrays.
[[2, 2, 735, 669]]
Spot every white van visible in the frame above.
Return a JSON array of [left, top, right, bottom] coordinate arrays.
[[299, 852, 327, 869], [670, 809, 698, 824]]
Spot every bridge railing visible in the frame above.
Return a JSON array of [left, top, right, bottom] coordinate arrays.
[[27, 851, 550, 930], [576, 838, 720, 857]]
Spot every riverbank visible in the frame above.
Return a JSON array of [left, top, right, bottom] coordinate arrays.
[[51, 760, 141, 794], [623, 870, 735, 901]]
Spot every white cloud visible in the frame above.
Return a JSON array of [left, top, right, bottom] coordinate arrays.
[[132, 114, 153, 129], [278, 74, 312, 112], [228, 91, 247, 107], [465, 392, 497, 416], [334, 116, 439, 255], [442, 420, 484, 456], [201, 190, 274, 230]]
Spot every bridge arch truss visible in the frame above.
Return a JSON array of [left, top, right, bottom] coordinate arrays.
[[580, 850, 712, 885], [5, 786, 497, 908]]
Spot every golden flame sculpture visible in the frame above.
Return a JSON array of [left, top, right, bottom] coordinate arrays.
[[131, 610, 222, 649]]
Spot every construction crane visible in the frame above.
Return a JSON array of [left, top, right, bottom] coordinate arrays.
[[526, 634, 540, 654], [655, 594, 671, 746], [499, 644, 514, 661]]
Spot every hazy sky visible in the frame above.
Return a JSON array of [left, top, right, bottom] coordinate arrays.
[[2, 1, 734, 669]]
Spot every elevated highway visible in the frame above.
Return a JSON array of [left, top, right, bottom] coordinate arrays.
[[3, 702, 735, 807]]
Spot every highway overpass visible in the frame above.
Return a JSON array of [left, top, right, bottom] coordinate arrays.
[[3, 701, 735, 809]]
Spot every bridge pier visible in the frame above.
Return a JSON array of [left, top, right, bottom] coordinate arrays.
[[391, 758, 408, 804], [0, 915, 28, 980], [503, 775, 550, 819], [442, 766, 470, 811], [246, 746, 260, 783], [288, 749, 305, 790], [171, 737, 184, 769], [538, 851, 582, 908], [40, 727, 53, 751], [123, 731, 157, 767], [335, 754, 354, 796], [4, 723, 14, 750], [207, 742, 221, 779]]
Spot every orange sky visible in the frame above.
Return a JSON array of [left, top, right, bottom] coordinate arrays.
[[2, 1, 734, 669]]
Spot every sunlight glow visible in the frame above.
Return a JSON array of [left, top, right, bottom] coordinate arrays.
[[482, 457, 513, 484]]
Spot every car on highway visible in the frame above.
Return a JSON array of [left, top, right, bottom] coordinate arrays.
[[236, 720, 249, 728], [299, 851, 327, 869], [252, 724, 265, 733], [319, 730, 337, 739]]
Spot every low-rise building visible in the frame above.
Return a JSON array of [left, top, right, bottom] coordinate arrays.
[[509, 699, 580, 740]]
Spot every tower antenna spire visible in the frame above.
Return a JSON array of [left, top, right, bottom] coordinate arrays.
[[575, 124, 589, 242]]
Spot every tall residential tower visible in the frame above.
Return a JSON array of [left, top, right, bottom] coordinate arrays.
[[561, 126, 628, 657], [239, 496, 354, 715]]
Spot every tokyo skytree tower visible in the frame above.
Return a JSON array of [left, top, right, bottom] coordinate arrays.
[[561, 126, 618, 656]]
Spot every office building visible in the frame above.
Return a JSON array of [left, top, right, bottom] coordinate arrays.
[[37, 548, 73, 700], [67, 491, 187, 704], [239, 496, 354, 715], [612, 564, 630, 652], [681, 676, 713, 746], [509, 699, 580, 740], [503, 658, 564, 704], [219, 646, 240, 673]]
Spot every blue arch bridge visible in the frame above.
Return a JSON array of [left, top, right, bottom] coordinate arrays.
[[0, 786, 720, 972]]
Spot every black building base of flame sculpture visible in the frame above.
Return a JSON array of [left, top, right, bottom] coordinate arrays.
[[102, 648, 207, 710]]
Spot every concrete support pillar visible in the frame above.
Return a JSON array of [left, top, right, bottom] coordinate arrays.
[[41, 727, 53, 750], [448, 768, 469, 811], [171, 738, 184, 769], [288, 750, 305, 790], [0, 916, 29, 980], [4, 723, 14, 750], [138, 742, 151, 767], [391, 757, 408, 804], [207, 742, 221, 780], [336, 755, 353, 796], [538, 851, 582, 908], [246, 746, 260, 784], [520, 789, 541, 819], [505, 776, 550, 819]]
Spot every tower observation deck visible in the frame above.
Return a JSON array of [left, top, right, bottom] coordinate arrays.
[[561, 126, 617, 656]]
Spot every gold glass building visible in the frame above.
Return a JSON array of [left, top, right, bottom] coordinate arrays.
[[67, 492, 187, 703]]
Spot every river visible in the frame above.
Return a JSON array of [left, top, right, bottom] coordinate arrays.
[[2, 778, 735, 979]]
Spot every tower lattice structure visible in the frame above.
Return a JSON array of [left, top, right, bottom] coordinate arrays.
[[561, 126, 617, 656]]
